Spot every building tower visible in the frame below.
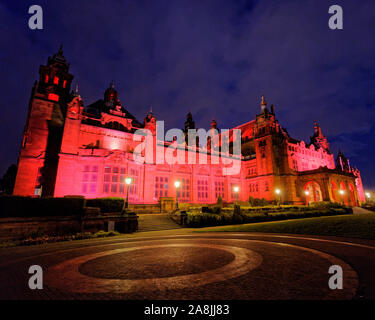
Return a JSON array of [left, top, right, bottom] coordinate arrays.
[[253, 95, 292, 201], [13, 46, 74, 196], [310, 121, 330, 152]]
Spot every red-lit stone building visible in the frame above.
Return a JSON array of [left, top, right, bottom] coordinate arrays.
[[13, 48, 365, 206]]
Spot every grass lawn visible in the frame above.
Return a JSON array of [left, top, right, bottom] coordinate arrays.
[[197, 213, 375, 240]]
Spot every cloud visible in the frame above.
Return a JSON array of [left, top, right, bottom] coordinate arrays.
[[0, 0, 374, 187]]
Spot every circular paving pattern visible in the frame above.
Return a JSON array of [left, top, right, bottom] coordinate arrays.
[[79, 246, 235, 279], [46, 243, 263, 294], [9, 234, 363, 300]]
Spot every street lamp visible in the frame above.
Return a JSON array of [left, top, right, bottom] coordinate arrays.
[[174, 180, 181, 210], [304, 190, 310, 206], [275, 188, 281, 207], [124, 177, 132, 210], [233, 186, 239, 204], [366, 192, 371, 199]]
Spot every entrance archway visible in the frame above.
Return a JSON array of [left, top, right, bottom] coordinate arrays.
[[304, 181, 323, 204], [330, 180, 338, 202], [339, 182, 349, 206]]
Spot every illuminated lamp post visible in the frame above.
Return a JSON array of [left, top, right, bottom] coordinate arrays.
[[124, 177, 132, 210], [339, 189, 345, 205], [305, 190, 310, 206], [275, 188, 281, 207], [174, 180, 181, 210], [233, 186, 240, 204]]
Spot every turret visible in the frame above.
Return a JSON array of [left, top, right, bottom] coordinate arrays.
[[37, 45, 74, 102], [207, 118, 219, 151], [336, 150, 351, 173], [144, 107, 156, 134], [310, 121, 330, 152], [184, 112, 195, 133], [260, 95, 268, 113]]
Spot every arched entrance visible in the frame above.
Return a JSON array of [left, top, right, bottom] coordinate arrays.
[[305, 181, 323, 204], [339, 182, 349, 206], [330, 180, 338, 202]]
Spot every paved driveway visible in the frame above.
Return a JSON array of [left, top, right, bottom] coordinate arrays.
[[0, 229, 374, 300]]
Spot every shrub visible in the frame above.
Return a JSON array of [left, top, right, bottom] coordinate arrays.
[[234, 204, 241, 215], [86, 197, 124, 213], [249, 196, 254, 207], [217, 195, 223, 205], [201, 206, 221, 214], [251, 198, 269, 206], [0, 195, 85, 218], [185, 204, 352, 228]]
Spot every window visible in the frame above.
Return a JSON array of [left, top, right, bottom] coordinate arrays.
[[249, 183, 258, 194], [265, 181, 269, 192], [177, 178, 190, 202], [48, 93, 59, 101], [197, 180, 208, 201], [155, 176, 168, 198], [292, 160, 298, 171], [248, 167, 257, 176], [129, 168, 139, 196], [215, 181, 224, 199], [54, 76, 59, 85], [82, 165, 98, 194], [103, 166, 127, 195], [45, 75, 49, 83], [63, 80, 67, 88]]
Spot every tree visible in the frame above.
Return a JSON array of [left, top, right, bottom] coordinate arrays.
[[0, 164, 17, 194], [217, 195, 223, 205]]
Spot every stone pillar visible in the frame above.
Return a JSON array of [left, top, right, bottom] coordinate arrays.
[[320, 177, 331, 202]]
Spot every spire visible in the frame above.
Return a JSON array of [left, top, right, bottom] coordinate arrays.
[[104, 81, 119, 105], [211, 118, 217, 129], [184, 111, 195, 133], [314, 121, 319, 134], [71, 83, 80, 97], [48, 44, 68, 68], [260, 95, 268, 113], [261, 95, 267, 106]]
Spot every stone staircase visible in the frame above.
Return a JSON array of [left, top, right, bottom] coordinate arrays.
[[137, 213, 182, 232]]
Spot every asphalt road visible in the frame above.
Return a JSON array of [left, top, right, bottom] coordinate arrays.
[[1, 229, 374, 300]]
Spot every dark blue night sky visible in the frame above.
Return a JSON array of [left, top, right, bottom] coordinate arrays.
[[0, 0, 374, 189]]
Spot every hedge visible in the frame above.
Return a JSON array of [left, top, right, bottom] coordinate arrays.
[[0, 196, 86, 218], [185, 206, 353, 228], [85, 197, 124, 213]]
